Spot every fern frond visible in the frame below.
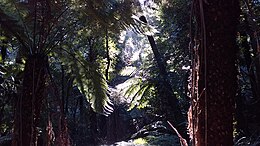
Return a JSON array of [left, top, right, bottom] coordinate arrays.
[[120, 77, 154, 110], [0, 4, 30, 49], [74, 0, 141, 33], [54, 48, 113, 115]]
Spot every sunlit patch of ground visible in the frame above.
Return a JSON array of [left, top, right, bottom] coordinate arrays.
[[99, 134, 180, 146]]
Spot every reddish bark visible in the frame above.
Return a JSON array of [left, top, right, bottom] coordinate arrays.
[[189, 0, 240, 145], [12, 54, 48, 146]]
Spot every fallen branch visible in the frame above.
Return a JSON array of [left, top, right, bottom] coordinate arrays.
[[167, 121, 188, 146]]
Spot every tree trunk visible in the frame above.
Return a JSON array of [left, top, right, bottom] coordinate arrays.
[[12, 54, 48, 146], [190, 0, 239, 145], [105, 29, 110, 81], [147, 35, 189, 140]]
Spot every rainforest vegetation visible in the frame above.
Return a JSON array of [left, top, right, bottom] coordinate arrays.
[[0, 0, 260, 146]]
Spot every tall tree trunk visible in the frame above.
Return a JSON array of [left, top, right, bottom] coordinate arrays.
[[12, 54, 48, 146], [105, 29, 110, 81], [61, 65, 65, 114], [189, 0, 239, 145], [147, 35, 188, 140], [87, 38, 98, 145]]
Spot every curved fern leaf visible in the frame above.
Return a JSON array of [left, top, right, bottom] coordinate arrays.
[[0, 4, 30, 49], [122, 77, 154, 110], [55, 48, 113, 115]]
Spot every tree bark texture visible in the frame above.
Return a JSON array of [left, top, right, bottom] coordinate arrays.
[[189, 0, 240, 145], [12, 54, 48, 146]]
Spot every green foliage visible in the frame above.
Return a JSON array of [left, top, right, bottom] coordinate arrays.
[[118, 0, 191, 114], [122, 77, 154, 110], [0, 64, 16, 136], [0, 0, 198, 145], [133, 138, 147, 145], [0, 2, 30, 49], [52, 48, 113, 115], [0, 0, 136, 115], [72, 0, 141, 34], [145, 134, 180, 146]]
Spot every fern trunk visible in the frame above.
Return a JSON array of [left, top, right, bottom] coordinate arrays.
[[190, 0, 239, 145], [12, 54, 48, 146]]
